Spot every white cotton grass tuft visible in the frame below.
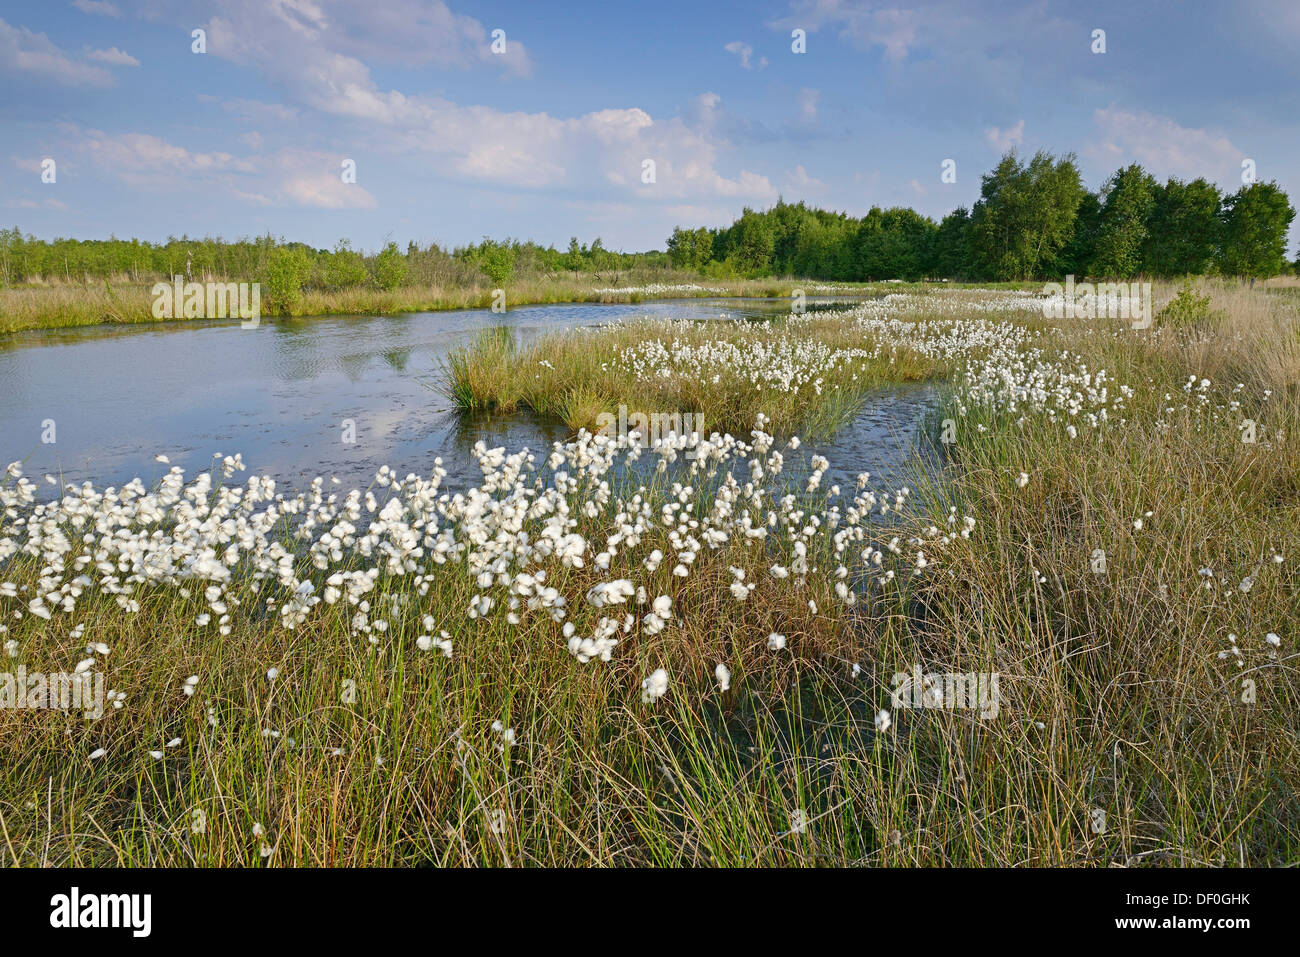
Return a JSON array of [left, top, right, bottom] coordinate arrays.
[[0, 378, 1007, 710], [767, 632, 787, 651], [715, 663, 731, 692], [641, 668, 668, 704], [491, 720, 517, 748], [416, 631, 453, 656]]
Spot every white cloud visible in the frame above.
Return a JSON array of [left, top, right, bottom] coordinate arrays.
[[724, 41, 766, 70], [76, 129, 257, 180], [72, 0, 120, 17], [1087, 108, 1244, 184], [193, 7, 776, 204], [985, 119, 1024, 152], [53, 127, 377, 208], [23, 2, 779, 215], [689, 91, 722, 129], [219, 98, 299, 125], [201, 0, 531, 81], [86, 46, 139, 66], [0, 18, 113, 86], [279, 169, 378, 209], [784, 164, 826, 193], [774, 1, 922, 62]]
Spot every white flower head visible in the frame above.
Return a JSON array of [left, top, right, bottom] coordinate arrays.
[[641, 668, 669, 704], [715, 663, 731, 692]]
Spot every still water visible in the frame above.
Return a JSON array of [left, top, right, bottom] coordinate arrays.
[[0, 298, 939, 495]]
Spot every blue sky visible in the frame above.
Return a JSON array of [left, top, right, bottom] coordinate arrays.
[[2, 0, 1297, 254]]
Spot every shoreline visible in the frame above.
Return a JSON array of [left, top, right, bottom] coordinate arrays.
[[0, 278, 1036, 336]]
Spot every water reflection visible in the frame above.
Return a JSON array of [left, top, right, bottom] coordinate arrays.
[[0, 296, 935, 495]]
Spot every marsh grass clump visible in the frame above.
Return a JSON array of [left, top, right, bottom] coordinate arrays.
[[446, 325, 522, 413], [444, 291, 1043, 439]]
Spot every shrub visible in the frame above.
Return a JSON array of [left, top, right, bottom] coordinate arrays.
[[474, 240, 516, 286], [261, 246, 312, 315], [372, 241, 408, 291], [1157, 279, 1218, 328], [324, 239, 369, 289]]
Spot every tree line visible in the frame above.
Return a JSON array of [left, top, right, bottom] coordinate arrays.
[[0, 231, 670, 288], [2, 150, 1294, 291], [667, 151, 1297, 281]]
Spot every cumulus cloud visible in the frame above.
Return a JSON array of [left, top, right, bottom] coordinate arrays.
[[21, 1, 780, 219], [985, 119, 1024, 152], [75, 128, 257, 181], [85, 46, 139, 66], [772, 0, 922, 62], [51, 126, 377, 208], [1087, 107, 1244, 184], [0, 18, 113, 86], [189, 2, 776, 204], [198, 0, 531, 82], [724, 41, 766, 69], [72, 0, 120, 16], [784, 164, 826, 193], [276, 154, 378, 208]]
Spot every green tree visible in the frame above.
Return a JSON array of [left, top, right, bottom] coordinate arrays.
[[261, 246, 312, 315], [968, 150, 1085, 280], [667, 227, 716, 270], [1054, 191, 1101, 278], [588, 237, 617, 274], [1217, 182, 1296, 277], [1090, 164, 1158, 278], [324, 239, 369, 288], [372, 241, 408, 290], [1141, 178, 1221, 276], [473, 238, 516, 285], [856, 206, 936, 280], [723, 209, 776, 274], [563, 237, 586, 272], [931, 207, 973, 279]]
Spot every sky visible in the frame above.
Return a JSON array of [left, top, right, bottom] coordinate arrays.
[[1, 0, 1297, 254]]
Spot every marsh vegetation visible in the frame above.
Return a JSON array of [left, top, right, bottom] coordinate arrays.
[[1, 280, 1296, 865]]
